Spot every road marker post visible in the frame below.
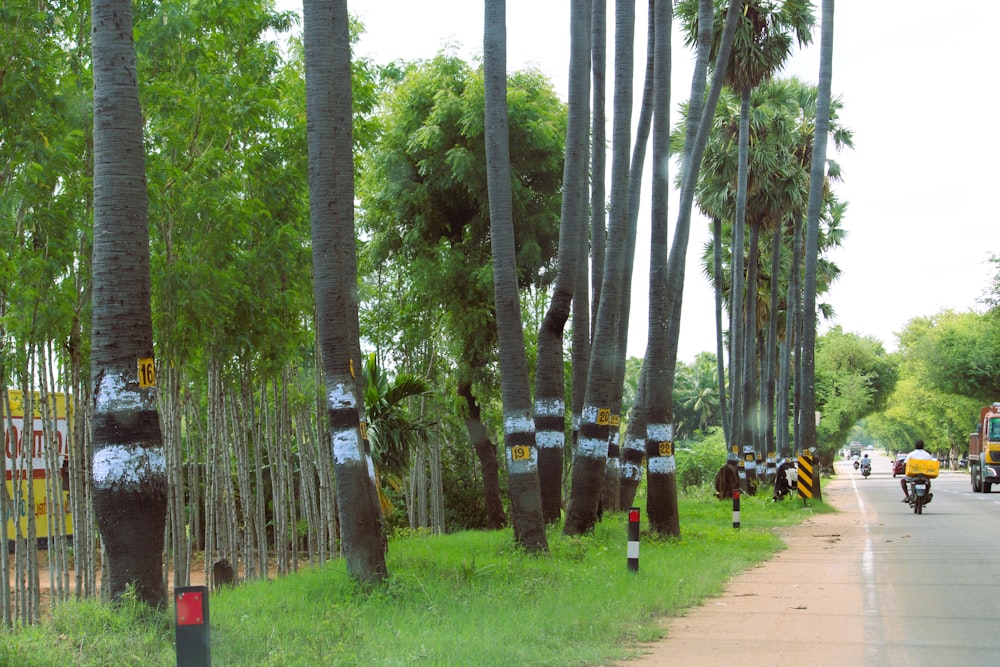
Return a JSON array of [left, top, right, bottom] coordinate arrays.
[[627, 507, 640, 573], [797, 451, 815, 505], [175, 586, 210, 667], [732, 490, 741, 529]]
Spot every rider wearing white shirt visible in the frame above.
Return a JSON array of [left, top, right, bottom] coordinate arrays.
[[900, 439, 935, 500]]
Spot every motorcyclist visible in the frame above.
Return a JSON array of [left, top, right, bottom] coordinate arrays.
[[900, 439, 935, 501], [860, 453, 871, 474]]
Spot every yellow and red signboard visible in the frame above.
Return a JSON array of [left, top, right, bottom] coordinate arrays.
[[2, 390, 74, 541]]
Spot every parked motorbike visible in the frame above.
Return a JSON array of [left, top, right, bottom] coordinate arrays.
[[906, 475, 933, 514], [861, 460, 871, 478]]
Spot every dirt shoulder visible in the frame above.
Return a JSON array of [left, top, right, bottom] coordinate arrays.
[[618, 472, 865, 666]]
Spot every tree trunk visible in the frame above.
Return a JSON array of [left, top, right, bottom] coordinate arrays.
[[304, 0, 387, 583], [643, 0, 678, 537], [800, 0, 835, 502], [607, 0, 656, 516], [90, 0, 168, 608], [457, 381, 507, 529], [565, 0, 635, 537], [484, 0, 547, 552], [763, 228, 782, 459], [535, 0, 591, 524], [712, 216, 730, 445]]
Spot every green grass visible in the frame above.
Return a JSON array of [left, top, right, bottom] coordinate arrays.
[[0, 491, 832, 666]]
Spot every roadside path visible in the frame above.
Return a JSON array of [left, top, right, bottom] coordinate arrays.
[[618, 467, 867, 666]]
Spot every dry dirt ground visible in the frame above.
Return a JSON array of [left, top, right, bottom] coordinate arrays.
[[616, 468, 865, 667]]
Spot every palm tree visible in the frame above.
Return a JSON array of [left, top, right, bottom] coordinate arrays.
[[643, 0, 740, 535], [90, 0, 167, 608], [800, 0, 836, 502], [484, 0, 547, 552], [362, 353, 432, 514], [303, 0, 387, 583], [564, 0, 636, 537], [535, 0, 591, 524], [678, 0, 813, 475], [642, 0, 678, 536], [688, 78, 850, 463]]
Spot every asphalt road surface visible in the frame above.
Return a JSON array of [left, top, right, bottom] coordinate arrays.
[[847, 452, 1000, 665], [626, 454, 1000, 667]]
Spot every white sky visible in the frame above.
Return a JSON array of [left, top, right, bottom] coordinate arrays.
[[281, 1, 999, 362]]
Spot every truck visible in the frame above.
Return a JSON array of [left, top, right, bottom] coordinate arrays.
[[969, 403, 1000, 493]]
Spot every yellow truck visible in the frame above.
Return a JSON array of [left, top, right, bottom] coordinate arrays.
[[969, 402, 1000, 493], [2, 390, 73, 544]]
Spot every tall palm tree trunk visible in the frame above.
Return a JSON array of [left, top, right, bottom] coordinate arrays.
[[536, 0, 591, 524], [607, 0, 656, 515], [643, 0, 678, 536], [565, 0, 636, 536], [304, 0, 387, 582], [800, 0, 835, 501], [484, 0, 547, 551], [90, 0, 167, 608]]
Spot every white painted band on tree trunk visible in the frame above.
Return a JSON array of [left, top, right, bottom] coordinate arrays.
[[621, 461, 644, 482], [92, 444, 166, 490], [581, 404, 600, 423], [503, 414, 533, 434], [647, 456, 676, 474], [621, 433, 644, 454], [533, 398, 564, 416], [577, 436, 609, 459], [572, 412, 581, 430], [535, 430, 564, 449], [95, 373, 152, 412], [327, 383, 356, 410], [332, 428, 363, 464], [646, 423, 673, 441]]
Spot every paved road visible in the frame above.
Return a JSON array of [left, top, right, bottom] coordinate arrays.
[[847, 452, 1000, 665]]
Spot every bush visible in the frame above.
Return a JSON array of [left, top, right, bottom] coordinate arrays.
[[675, 429, 728, 493]]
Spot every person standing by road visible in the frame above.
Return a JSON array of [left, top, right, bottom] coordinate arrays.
[[900, 439, 935, 501]]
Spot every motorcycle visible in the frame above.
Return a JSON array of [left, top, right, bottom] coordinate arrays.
[[853, 459, 860, 470], [861, 460, 871, 478], [906, 475, 933, 514]]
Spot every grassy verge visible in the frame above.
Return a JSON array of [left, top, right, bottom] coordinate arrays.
[[0, 491, 832, 666]]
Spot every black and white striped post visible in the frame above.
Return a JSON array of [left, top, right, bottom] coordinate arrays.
[[627, 507, 640, 572], [732, 490, 741, 529]]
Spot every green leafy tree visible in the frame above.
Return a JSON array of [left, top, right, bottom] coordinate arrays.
[[813, 328, 897, 461], [673, 353, 724, 439], [362, 352, 432, 517], [903, 310, 1000, 402], [358, 52, 565, 531]]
